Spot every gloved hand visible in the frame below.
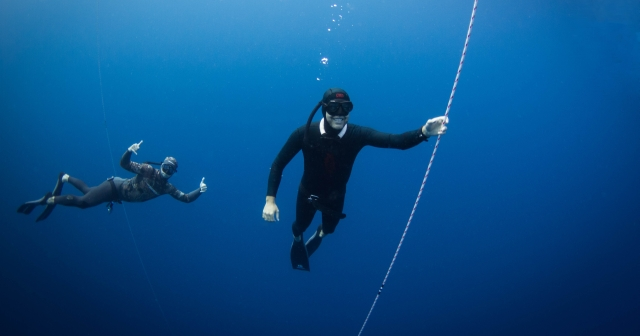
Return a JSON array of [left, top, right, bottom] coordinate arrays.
[[423, 116, 449, 137], [128, 140, 143, 155], [262, 196, 280, 222], [200, 177, 207, 193]]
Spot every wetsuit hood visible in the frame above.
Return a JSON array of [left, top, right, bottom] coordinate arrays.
[[321, 88, 351, 117], [160, 157, 178, 179]]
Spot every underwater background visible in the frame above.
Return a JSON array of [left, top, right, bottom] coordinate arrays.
[[1, 0, 639, 335]]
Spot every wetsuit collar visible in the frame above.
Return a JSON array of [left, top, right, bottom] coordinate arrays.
[[320, 117, 347, 138]]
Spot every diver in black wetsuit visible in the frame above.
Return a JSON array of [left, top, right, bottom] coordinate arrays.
[[262, 88, 449, 271], [17, 140, 207, 222]]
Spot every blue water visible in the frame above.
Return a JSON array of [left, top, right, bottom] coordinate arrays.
[[2, 1, 639, 335]]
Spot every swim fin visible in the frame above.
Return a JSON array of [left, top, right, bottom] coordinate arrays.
[[305, 230, 323, 258], [17, 200, 40, 215], [17, 191, 52, 216], [35, 172, 65, 222], [291, 236, 310, 271]]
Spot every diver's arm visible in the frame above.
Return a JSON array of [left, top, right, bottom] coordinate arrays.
[[263, 127, 303, 222], [363, 126, 428, 150], [120, 141, 144, 173], [167, 184, 202, 203], [361, 116, 447, 150], [120, 149, 142, 173], [266, 127, 304, 197]]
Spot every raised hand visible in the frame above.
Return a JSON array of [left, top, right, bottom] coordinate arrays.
[[200, 177, 207, 193], [128, 140, 143, 155]]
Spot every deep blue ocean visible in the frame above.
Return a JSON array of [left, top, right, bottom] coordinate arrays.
[[2, 0, 639, 335]]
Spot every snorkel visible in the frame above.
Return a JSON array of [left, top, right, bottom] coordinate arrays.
[[303, 101, 323, 147], [142, 159, 178, 179]]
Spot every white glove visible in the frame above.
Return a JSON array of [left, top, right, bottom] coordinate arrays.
[[262, 196, 280, 222], [423, 116, 449, 137], [128, 140, 143, 155], [200, 177, 207, 193]]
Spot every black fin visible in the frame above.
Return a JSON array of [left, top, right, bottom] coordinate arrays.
[[305, 231, 323, 258], [17, 202, 38, 215], [291, 237, 310, 271], [35, 173, 65, 222], [36, 204, 55, 222], [36, 205, 56, 222], [53, 172, 65, 196], [17, 191, 52, 215], [35, 192, 54, 222]]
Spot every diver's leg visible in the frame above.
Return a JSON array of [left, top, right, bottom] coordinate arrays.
[[67, 176, 92, 194], [319, 191, 345, 235], [290, 188, 317, 271], [292, 188, 317, 240], [53, 180, 114, 209], [306, 192, 345, 256]]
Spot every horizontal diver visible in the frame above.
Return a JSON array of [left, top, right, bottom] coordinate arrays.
[[17, 140, 207, 221]]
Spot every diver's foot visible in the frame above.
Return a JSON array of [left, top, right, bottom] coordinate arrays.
[[41, 192, 53, 205]]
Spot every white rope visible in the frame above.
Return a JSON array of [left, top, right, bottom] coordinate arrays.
[[357, 1, 478, 334], [95, 1, 170, 332]]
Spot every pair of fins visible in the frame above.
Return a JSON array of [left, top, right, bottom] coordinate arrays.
[[17, 172, 64, 222], [290, 231, 323, 272]]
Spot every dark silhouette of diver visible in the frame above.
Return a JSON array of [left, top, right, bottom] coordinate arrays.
[[17, 140, 207, 222], [262, 88, 448, 271]]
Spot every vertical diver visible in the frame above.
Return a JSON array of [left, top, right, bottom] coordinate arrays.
[[262, 88, 448, 271]]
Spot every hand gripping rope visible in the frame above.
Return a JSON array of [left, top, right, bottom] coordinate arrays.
[[357, 1, 478, 335]]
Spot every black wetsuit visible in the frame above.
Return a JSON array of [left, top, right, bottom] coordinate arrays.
[[267, 120, 428, 237], [54, 150, 201, 209]]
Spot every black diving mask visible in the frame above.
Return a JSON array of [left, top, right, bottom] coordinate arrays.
[[161, 162, 177, 175], [323, 100, 353, 116]]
